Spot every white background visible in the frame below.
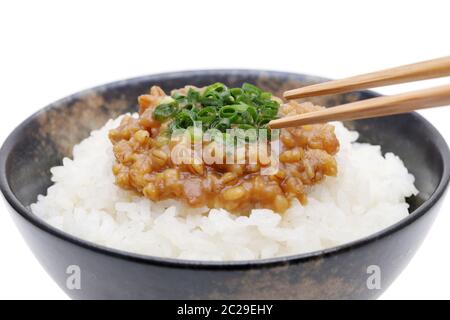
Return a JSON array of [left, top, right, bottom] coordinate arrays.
[[0, 0, 449, 300]]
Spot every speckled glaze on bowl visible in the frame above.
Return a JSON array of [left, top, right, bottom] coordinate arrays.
[[1, 70, 449, 300]]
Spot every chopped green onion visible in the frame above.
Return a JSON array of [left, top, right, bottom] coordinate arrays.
[[153, 102, 178, 121], [242, 82, 262, 96], [246, 106, 258, 121], [230, 88, 243, 97], [197, 106, 217, 123], [173, 109, 195, 129], [219, 106, 238, 121], [201, 96, 222, 107], [213, 118, 231, 132], [172, 92, 185, 100], [153, 82, 280, 137], [237, 124, 254, 130], [187, 88, 201, 103], [204, 82, 228, 95]]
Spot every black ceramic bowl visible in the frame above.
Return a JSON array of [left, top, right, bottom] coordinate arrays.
[[1, 70, 449, 299]]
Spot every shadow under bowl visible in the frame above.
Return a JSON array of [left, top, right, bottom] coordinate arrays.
[[1, 70, 449, 299]]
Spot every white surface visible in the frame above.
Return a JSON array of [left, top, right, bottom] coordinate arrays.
[[0, 0, 449, 300]]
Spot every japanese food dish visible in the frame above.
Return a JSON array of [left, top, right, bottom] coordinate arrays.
[[31, 83, 418, 260]]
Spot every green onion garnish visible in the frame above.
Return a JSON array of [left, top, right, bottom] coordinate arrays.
[[153, 102, 178, 121], [153, 82, 280, 137]]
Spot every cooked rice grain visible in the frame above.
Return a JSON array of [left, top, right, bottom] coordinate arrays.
[[31, 116, 418, 260]]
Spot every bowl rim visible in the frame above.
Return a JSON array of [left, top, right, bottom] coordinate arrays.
[[1, 69, 450, 270]]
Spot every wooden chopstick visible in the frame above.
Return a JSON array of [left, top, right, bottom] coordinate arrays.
[[269, 84, 450, 129], [283, 56, 450, 100]]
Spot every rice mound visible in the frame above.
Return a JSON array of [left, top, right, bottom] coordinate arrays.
[[31, 116, 418, 261]]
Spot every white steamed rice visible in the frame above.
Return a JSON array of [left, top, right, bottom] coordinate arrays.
[[31, 116, 418, 260]]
